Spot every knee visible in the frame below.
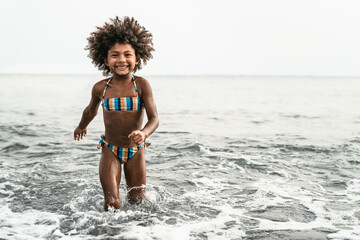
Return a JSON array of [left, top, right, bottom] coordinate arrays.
[[104, 196, 120, 211]]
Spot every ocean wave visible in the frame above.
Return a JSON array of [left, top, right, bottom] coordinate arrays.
[[156, 131, 191, 135], [350, 137, 360, 143], [1, 143, 29, 153], [247, 202, 316, 223], [272, 144, 334, 154], [27, 152, 57, 158], [0, 124, 39, 137], [246, 228, 337, 240], [280, 114, 321, 119], [166, 142, 206, 153]]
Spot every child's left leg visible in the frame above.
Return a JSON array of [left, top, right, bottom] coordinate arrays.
[[124, 147, 146, 203]]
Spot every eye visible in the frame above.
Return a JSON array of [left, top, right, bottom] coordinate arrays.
[[125, 53, 132, 57]]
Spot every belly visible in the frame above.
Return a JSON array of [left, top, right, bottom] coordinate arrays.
[[103, 110, 144, 147]]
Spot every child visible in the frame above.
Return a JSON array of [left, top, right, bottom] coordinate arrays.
[[74, 16, 159, 211]]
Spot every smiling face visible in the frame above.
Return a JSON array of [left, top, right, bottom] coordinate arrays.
[[105, 43, 139, 77]]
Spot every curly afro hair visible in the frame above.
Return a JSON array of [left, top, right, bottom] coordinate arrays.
[[86, 16, 154, 75]]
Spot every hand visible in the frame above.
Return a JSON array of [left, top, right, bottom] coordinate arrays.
[[74, 126, 87, 141], [128, 130, 147, 145]]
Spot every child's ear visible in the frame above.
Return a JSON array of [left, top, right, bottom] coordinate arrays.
[[136, 57, 140, 65], [104, 58, 109, 66]]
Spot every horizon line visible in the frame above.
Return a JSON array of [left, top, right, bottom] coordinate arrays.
[[0, 72, 360, 78]]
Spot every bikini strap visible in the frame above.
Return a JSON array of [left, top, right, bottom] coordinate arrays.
[[102, 77, 112, 100], [97, 134, 107, 148], [103, 76, 138, 99], [98, 134, 151, 149], [132, 76, 139, 97], [144, 140, 151, 148]]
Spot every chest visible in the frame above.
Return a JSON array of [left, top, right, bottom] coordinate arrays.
[[104, 84, 138, 98]]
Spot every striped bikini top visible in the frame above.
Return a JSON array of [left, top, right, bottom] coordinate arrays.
[[102, 76, 142, 111]]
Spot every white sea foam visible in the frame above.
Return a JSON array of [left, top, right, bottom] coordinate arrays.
[[257, 218, 333, 231], [116, 204, 245, 240], [0, 204, 62, 240], [248, 177, 360, 239], [218, 159, 246, 173], [327, 230, 360, 240], [347, 179, 360, 201]]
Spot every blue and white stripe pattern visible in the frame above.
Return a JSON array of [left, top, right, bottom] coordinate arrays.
[[102, 76, 142, 111], [97, 135, 150, 164]]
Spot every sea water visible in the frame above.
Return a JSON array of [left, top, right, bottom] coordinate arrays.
[[0, 74, 359, 240]]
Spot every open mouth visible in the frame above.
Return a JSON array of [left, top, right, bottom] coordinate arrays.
[[115, 66, 128, 70]]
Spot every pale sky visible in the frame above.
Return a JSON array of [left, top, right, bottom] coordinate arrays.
[[0, 0, 359, 76]]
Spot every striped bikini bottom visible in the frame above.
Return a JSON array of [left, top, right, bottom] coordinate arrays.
[[97, 135, 150, 164]]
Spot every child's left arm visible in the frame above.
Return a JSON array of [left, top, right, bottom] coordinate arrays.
[[128, 79, 159, 145]]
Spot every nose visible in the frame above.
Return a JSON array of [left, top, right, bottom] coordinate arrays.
[[118, 55, 126, 62]]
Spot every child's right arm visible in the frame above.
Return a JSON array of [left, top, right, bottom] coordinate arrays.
[[74, 83, 102, 141]]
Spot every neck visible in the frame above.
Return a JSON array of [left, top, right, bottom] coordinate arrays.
[[111, 73, 133, 82]]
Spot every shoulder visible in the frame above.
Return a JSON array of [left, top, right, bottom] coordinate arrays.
[[133, 75, 148, 84], [134, 75, 152, 97], [92, 78, 110, 97], [134, 75, 151, 89]]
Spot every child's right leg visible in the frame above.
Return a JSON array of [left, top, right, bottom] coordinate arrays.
[[99, 147, 122, 211]]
